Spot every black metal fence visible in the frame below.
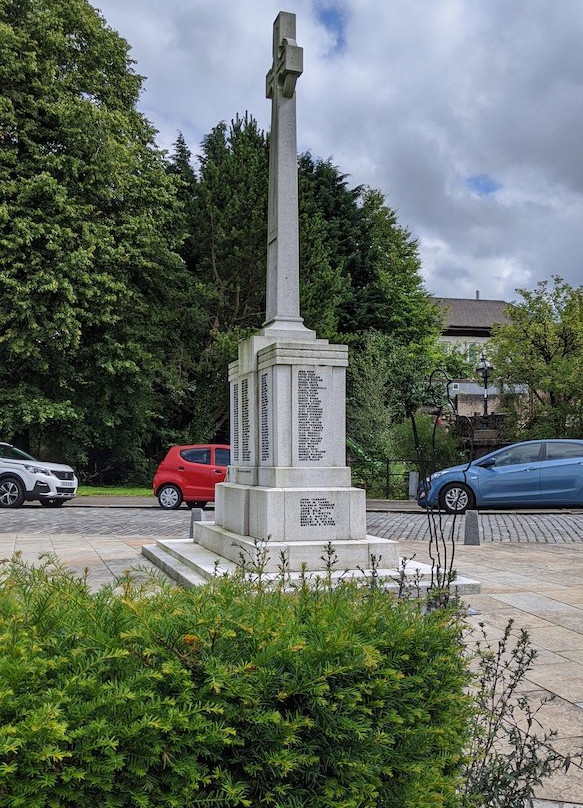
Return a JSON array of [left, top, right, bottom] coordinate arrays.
[[348, 458, 416, 500]]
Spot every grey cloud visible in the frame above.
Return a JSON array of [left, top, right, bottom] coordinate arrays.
[[93, 0, 583, 300]]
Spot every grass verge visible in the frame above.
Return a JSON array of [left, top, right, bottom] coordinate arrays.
[[77, 485, 153, 497]]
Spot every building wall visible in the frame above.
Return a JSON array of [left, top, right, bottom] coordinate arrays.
[[439, 335, 489, 348], [455, 393, 501, 417]]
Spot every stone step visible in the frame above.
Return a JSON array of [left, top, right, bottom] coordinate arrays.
[[141, 544, 208, 588], [143, 540, 481, 594], [143, 539, 237, 582], [194, 519, 399, 572]]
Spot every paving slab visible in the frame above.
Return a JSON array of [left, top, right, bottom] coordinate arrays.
[[397, 538, 583, 803]]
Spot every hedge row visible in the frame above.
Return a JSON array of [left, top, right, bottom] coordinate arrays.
[[0, 559, 470, 807]]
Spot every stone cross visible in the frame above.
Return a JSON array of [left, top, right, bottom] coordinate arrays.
[[264, 11, 304, 330]]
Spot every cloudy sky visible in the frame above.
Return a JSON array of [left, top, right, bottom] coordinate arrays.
[[93, 0, 583, 303]]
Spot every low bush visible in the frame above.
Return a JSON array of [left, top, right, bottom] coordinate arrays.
[[391, 414, 463, 477], [0, 558, 470, 807]]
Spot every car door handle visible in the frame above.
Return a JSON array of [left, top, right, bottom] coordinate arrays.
[[525, 468, 536, 472], [178, 466, 185, 470], [213, 469, 223, 474]]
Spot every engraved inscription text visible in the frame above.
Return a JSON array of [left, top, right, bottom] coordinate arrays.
[[241, 377, 251, 463], [260, 372, 270, 462], [300, 497, 336, 526], [232, 383, 239, 463], [298, 369, 325, 461]]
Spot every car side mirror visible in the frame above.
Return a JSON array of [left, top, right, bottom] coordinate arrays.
[[479, 457, 496, 468]]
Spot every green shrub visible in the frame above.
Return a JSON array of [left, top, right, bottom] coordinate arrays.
[[391, 414, 463, 475], [0, 558, 470, 807]]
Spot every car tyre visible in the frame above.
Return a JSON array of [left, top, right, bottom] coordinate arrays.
[[158, 484, 183, 510], [40, 499, 66, 508], [439, 482, 474, 514], [0, 477, 26, 508]]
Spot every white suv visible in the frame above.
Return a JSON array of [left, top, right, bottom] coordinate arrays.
[[0, 443, 78, 508]]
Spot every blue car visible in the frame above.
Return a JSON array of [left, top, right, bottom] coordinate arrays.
[[417, 439, 583, 513]]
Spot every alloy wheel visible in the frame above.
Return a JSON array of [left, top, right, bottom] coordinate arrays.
[[0, 480, 22, 507], [443, 486, 469, 513]]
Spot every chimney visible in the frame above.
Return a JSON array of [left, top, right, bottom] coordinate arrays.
[[476, 290, 480, 300]]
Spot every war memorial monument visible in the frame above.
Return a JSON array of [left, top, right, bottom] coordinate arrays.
[[144, 12, 478, 593]]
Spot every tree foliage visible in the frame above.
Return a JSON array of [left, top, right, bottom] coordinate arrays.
[[0, 1, 441, 477], [490, 277, 583, 438], [0, 0, 191, 472]]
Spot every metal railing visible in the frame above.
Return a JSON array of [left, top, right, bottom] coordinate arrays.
[[348, 458, 416, 500]]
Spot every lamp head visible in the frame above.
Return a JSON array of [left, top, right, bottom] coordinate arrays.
[[475, 351, 493, 378]]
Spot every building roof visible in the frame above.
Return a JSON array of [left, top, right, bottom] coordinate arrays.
[[435, 297, 509, 337]]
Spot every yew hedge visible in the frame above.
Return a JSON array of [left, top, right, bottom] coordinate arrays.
[[0, 559, 470, 807]]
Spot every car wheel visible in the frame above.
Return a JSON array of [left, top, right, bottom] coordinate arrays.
[[158, 484, 183, 510], [0, 477, 26, 508], [439, 483, 474, 514], [39, 499, 66, 508]]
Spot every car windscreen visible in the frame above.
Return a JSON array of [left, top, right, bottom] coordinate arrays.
[[0, 445, 37, 461]]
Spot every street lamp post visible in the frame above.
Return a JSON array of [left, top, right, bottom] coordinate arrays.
[[475, 351, 493, 422]]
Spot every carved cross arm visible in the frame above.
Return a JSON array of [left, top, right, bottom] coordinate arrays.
[[280, 38, 303, 97]]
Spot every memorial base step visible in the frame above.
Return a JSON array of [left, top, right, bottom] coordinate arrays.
[[142, 538, 481, 595]]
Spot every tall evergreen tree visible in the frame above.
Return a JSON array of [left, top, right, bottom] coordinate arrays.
[[355, 189, 440, 343], [298, 154, 440, 344], [193, 114, 270, 333], [167, 126, 442, 443]]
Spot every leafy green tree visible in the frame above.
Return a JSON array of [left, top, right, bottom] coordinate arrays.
[[171, 115, 270, 440], [298, 156, 441, 345], [391, 415, 463, 473], [298, 154, 359, 338], [347, 331, 447, 457], [347, 332, 395, 458], [0, 0, 190, 472], [490, 276, 583, 438], [193, 114, 270, 334], [439, 342, 482, 380]]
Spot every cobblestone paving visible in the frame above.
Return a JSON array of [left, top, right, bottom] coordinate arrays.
[[367, 511, 583, 543], [1, 506, 583, 543], [0, 506, 190, 537]]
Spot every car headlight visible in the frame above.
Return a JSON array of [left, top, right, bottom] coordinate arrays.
[[425, 471, 445, 483], [24, 464, 52, 476]]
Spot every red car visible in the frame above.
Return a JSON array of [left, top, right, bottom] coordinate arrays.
[[153, 444, 230, 509]]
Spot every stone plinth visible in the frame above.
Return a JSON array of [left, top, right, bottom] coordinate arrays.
[[193, 527, 399, 573], [193, 327, 397, 572]]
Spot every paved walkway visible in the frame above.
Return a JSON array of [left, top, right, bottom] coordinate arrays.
[[0, 505, 582, 804], [398, 539, 583, 806]]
